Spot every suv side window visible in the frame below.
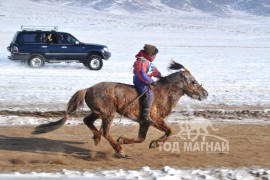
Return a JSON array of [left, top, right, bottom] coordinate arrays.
[[42, 33, 59, 44], [18, 32, 41, 44], [59, 34, 77, 44]]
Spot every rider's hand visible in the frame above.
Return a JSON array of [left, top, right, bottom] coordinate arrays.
[[151, 81, 158, 88]]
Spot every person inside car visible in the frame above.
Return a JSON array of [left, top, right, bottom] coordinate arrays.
[[61, 34, 70, 44], [46, 34, 58, 44], [46, 34, 53, 43]]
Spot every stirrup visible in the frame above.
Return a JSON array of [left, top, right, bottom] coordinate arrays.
[[142, 115, 155, 125]]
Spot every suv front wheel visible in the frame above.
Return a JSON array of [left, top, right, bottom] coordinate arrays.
[[28, 54, 45, 68], [86, 55, 103, 70]]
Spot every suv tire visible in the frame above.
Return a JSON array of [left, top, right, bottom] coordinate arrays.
[[87, 55, 103, 70], [28, 54, 45, 68]]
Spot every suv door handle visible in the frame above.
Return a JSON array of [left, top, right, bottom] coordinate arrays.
[[61, 46, 67, 48], [41, 46, 47, 48]]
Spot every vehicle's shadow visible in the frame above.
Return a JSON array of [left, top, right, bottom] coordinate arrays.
[[0, 135, 103, 160]]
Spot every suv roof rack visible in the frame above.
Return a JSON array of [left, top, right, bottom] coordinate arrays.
[[21, 25, 58, 31]]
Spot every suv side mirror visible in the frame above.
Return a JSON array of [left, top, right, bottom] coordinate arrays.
[[75, 41, 80, 45]]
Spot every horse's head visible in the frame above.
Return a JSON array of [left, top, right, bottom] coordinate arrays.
[[168, 61, 208, 101]]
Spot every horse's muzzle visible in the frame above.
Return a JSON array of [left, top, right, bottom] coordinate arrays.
[[198, 90, 208, 101]]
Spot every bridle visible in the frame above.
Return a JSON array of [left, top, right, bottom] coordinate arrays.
[[184, 82, 203, 93], [180, 71, 204, 97]]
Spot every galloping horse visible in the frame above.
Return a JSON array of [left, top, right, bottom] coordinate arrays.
[[32, 61, 208, 157]]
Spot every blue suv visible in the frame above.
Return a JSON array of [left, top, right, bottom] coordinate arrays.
[[7, 26, 111, 70]]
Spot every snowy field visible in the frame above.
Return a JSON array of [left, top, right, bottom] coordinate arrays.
[[1, 167, 270, 180], [0, 0, 270, 111], [0, 0, 270, 179]]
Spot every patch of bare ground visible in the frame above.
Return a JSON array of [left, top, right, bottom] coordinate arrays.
[[0, 106, 269, 120], [0, 123, 269, 172]]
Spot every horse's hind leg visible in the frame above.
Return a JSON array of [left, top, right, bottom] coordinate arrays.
[[149, 120, 172, 148], [101, 118, 125, 157], [83, 113, 101, 145], [117, 122, 150, 144]]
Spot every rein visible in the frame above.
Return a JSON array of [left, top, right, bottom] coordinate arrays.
[[119, 87, 149, 122]]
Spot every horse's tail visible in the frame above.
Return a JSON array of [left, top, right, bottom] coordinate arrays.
[[32, 89, 87, 134]]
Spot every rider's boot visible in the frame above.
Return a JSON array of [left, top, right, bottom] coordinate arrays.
[[142, 108, 155, 125]]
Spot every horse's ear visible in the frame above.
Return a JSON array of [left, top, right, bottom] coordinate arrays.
[[181, 71, 188, 78], [183, 67, 190, 74]]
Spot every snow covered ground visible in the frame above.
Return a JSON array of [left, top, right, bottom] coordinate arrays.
[[0, 0, 270, 179], [1, 167, 270, 180], [0, 0, 270, 111]]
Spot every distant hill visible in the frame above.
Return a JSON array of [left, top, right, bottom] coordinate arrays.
[[33, 0, 270, 16], [161, 0, 270, 16]]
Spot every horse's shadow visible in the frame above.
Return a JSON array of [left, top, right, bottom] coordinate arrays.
[[0, 135, 107, 161]]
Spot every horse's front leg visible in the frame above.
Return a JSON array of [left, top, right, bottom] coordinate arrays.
[[149, 120, 172, 148], [117, 121, 150, 144]]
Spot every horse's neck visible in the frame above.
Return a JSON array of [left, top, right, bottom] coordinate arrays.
[[156, 81, 184, 112]]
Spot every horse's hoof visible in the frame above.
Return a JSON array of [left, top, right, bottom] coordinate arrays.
[[116, 137, 124, 144], [115, 150, 126, 158], [149, 141, 158, 149], [92, 136, 101, 146], [116, 152, 126, 158]]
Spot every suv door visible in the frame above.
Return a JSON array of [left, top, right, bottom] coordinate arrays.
[[44, 33, 86, 61]]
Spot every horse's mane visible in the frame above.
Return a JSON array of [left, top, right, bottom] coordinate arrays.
[[168, 60, 184, 70], [157, 61, 184, 84]]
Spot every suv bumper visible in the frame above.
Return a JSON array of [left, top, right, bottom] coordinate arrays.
[[8, 53, 29, 61], [103, 51, 111, 60]]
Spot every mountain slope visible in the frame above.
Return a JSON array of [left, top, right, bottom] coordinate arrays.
[[32, 0, 270, 16], [161, 0, 270, 16]]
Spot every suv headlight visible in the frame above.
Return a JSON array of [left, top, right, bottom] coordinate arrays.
[[103, 47, 108, 52]]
